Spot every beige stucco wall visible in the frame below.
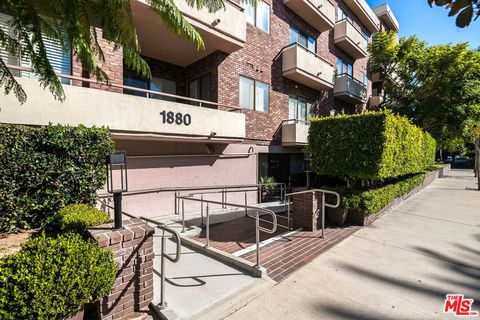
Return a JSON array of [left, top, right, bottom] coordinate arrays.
[[0, 78, 245, 139]]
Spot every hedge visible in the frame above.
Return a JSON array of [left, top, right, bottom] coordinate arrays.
[[46, 204, 111, 235], [0, 233, 117, 320], [339, 173, 426, 214], [308, 111, 436, 179], [0, 124, 115, 232]]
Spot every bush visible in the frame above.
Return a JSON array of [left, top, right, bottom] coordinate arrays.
[[340, 173, 426, 214], [308, 111, 436, 179], [47, 204, 111, 235], [0, 232, 116, 320], [0, 124, 115, 232]]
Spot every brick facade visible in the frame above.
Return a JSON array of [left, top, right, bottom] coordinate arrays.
[[70, 0, 374, 146], [88, 219, 154, 320], [291, 192, 324, 231]]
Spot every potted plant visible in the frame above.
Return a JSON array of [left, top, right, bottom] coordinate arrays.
[[259, 176, 276, 202]]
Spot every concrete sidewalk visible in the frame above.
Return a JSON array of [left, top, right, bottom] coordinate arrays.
[[224, 169, 480, 320]]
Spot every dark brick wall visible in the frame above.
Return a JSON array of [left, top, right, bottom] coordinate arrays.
[[88, 218, 154, 320]]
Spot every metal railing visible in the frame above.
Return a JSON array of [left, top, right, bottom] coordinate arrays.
[[97, 199, 181, 310], [285, 189, 340, 238], [176, 195, 278, 269], [173, 183, 287, 232], [6, 64, 241, 112]]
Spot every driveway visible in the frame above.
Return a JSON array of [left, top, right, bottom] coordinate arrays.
[[224, 169, 480, 320]]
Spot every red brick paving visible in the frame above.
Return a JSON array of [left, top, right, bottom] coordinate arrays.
[[190, 216, 361, 282]]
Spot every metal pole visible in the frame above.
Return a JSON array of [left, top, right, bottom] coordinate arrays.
[[287, 196, 291, 230], [255, 211, 260, 268], [113, 192, 123, 229], [174, 191, 177, 215], [244, 192, 248, 216], [321, 192, 325, 238], [200, 194, 205, 227], [181, 199, 185, 233], [206, 204, 210, 248], [258, 187, 262, 204], [158, 230, 167, 309]]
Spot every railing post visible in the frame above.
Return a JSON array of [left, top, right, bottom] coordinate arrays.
[[258, 187, 262, 204], [158, 230, 167, 309], [321, 192, 325, 239], [206, 203, 210, 248], [174, 191, 177, 215], [181, 199, 185, 233], [255, 211, 260, 268], [287, 196, 291, 230], [200, 194, 205, 227], [244, 192, 248, 216]]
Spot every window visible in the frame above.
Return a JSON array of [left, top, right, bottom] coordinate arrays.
[[337, 7, 347, 21], [242, 0, 270, 33], [188, 73, 211, 106], [288, 95, 314, 121], [289, 27, 316, 53], [151, 77, 176, 101], [337, 56, 353, 77], [361, 72, 368, 86], [0, 13, 72, 84], [239, 76, 269, 112], [123, 71, 177, 100]]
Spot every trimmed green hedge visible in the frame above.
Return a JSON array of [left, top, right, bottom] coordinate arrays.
[[339, 173, 426, 214], [46, 204, 111, 235], [0, 124, 115, 232], [0, 233, 117, 320], [308, 111, 436, 179]]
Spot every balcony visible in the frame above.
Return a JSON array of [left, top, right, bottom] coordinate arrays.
[[282, 44, 335, 91], [283, 0, 335, 32], [373, 3, 399, 32], [368, 95, 384, 108], [0, 68, 246, 142], [334, 74, 367, 104], [131, 0, 246, 67], [334, 20, 368, 59], [342, 0, 380, 33], [281, 120, 310, 146]]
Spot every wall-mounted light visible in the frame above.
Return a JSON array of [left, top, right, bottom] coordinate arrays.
[[212, 18, 221, 27]]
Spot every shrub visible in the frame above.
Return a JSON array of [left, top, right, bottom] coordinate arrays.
[[0, 232, 117, 320], [47, 204, 111, 235], [308, 111, 436, 179], [340, 173, 426, 214], [0, 124, 115, 232]]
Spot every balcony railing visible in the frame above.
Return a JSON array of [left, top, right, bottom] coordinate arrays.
[[283, 0, 335, 32], [373, 3, 400, 32], [2, 65, 246, 141], [334, 19, 368, 59], [282, 43, 335, 91], [342, 0, 380, 33], [281, 119, 310, 146], [334, 73, 367, 103]]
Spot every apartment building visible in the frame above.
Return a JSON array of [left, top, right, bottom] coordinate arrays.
[[0, 0, 398, 218]]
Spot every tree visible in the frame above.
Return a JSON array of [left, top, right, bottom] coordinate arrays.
[[369, 31, 480, 153], [0, 0, 225, 103], [428, 0, 480, 27]]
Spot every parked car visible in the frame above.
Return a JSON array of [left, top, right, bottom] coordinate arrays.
[[451, 157, 473, 169]]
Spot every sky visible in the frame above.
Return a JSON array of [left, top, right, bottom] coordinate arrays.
[[366, 0, 480, 49]]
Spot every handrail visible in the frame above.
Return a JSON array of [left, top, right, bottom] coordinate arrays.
[[281, 119, 310, 125], [97, 198, 180, 310], [98, 182, 287, 198], [285, 189, 340, 238], [336, 73, 367, 88], [6, 64, 241, 112], [176, 195, 277, 269]]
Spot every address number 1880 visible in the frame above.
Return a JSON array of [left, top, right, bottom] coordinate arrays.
[[160, 111, 191, 126]]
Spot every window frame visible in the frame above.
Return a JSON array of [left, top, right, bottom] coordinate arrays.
[[337, 56, 354, 77], [188, 73, 212, 102], [289, 94, 314, 121], [289, 26, 317, 53], [239, 75, 270, 112], [242, 0, 270, 33]]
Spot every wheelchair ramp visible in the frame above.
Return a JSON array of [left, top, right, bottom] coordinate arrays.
[[151, 231, 274, 320]]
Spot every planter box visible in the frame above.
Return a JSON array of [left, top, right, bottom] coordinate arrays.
[[327, 207, 348, 226], [346, 165, 449, 226]]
